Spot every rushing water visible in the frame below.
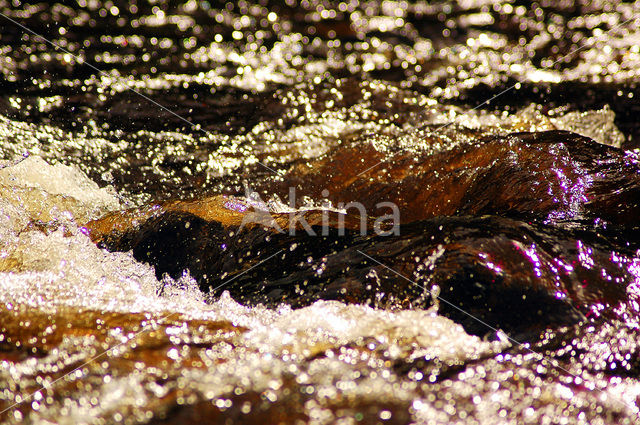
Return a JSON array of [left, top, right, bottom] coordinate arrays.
[[2, 0, 640, 424]]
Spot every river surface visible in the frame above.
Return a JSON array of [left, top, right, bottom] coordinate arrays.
[[1, 0, 640, 424]]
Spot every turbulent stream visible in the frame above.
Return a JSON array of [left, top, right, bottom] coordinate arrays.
[[2, 0, 640, 424]]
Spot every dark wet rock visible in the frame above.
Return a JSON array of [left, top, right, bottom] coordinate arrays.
[[363, 216, 640, 336], [13, 107, 640, 423], [87, 195, 378, 299], [86, 129, 640, 337], [87, 197, 640, 337], [265, 130, 640, 224]]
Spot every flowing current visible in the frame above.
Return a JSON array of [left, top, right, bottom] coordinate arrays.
[[2, 0, 640, 424]]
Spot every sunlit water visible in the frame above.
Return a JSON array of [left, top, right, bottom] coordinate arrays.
[[2, 0, 640, 424]]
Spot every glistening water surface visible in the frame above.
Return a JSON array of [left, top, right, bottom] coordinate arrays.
[[1, 0, 640, 424]]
